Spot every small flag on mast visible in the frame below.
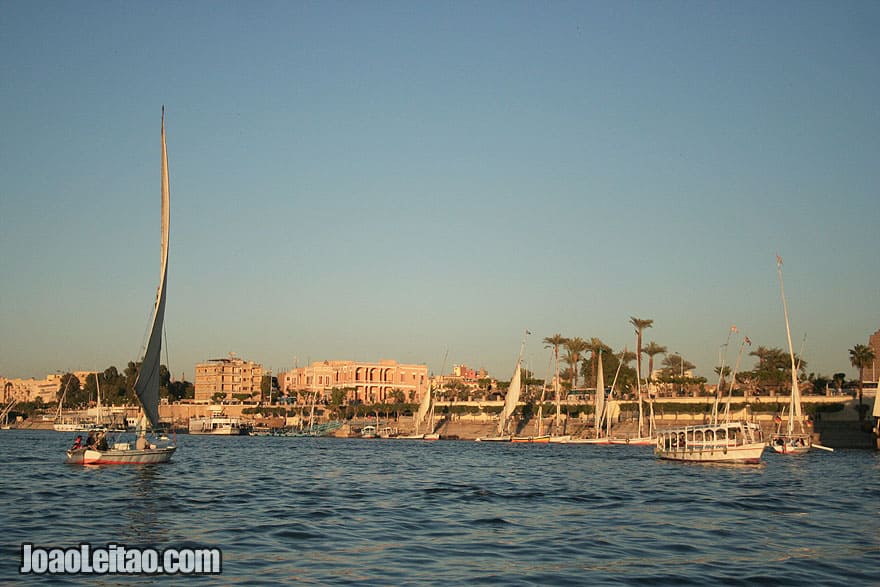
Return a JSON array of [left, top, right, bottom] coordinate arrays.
[[731, 325, 738, 333], [776, 254, 783, 266]]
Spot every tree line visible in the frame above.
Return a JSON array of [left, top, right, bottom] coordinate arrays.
[[55, 362, 194, 408]]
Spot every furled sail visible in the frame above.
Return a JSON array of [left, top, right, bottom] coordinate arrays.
[[133, 108, 170, 429]]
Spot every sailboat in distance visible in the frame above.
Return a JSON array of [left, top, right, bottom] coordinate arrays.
[[66, 109, 177, 465], [477, 334, 528, 442], [769, 255, 829, 454]]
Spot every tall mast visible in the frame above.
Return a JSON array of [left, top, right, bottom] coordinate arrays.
[[777, 255, 802, 434]]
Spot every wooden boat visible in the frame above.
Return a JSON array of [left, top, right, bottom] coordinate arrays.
[[511, 435, 550, 443], [66, 109, 176, 465], [547, 435, 572, 443], [476, 335, 526, 443], [399, 379, 437, 440], [189, 413, 249, 435], [609, 436, 655, 446], [475, 435, 511, 442], [768, 255, 820, 454], [655, 421, 766, 464]]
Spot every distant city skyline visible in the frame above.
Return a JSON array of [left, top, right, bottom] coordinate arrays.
[[2, 2, 878, 382]]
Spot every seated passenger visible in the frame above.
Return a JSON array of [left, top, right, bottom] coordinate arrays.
[[71, 435, 83, 450], [95, 431, 109, 451]]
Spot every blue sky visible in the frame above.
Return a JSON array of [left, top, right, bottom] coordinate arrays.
[[2, 1, 878, 382]]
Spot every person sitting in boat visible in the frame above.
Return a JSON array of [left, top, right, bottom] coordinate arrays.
[[85, 431, 96, 448], [135, 434, 150, 450], [71, 435, 83, 450], [95, 431, 109, 451]]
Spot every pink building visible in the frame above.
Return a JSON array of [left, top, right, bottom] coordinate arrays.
[[279, 359, 428, 405]]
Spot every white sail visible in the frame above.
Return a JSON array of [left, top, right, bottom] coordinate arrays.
[[498, 360, 522, 436], [595, 353, 605, 438], [415, 386, 432, 434], [133, 108, 170, 430]]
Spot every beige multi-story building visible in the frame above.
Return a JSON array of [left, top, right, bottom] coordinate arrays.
[[279, 359, 429, 405], [867, 329, 880, 382], [1, 374, 63, 404], [194, 354, 263, 402]]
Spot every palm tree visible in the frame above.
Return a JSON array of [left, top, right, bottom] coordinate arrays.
[[642, 341, 667, 382], [849, 344, 876, 417], [714, 365, 732, 392], [832, 372, 846, 394], [629, 317, 653, 436], [629, 317, 654, 383], [543, 333, 567, 432], [564, 337, 589, 389]]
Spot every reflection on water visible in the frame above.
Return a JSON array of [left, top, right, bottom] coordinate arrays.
[[2, 430, 880, 585], [123, 465, 167, 545]]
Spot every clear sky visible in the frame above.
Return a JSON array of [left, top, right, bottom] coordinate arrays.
[[1, 1, 878, 383]]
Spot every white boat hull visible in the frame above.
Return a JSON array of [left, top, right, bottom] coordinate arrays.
[[66, 446, 176, 465], [189, 428, 246, 435], [547, 435, 572, 443], [475, 436, 511, 442], [609, 437, 655, 445], [769, 433, 812, 455], [655, 421, 766, 464], [655, 442, 766, 464], [189, 416, 248, 435]]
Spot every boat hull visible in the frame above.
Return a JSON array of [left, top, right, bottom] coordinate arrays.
[[769, 433, 812, 454], [189, 416, 248, 435], [475, 436, 511, 442], [511, 435, 550, 443], [609, 437, 655, 445], [655, 442, 766, 464], [655, 421, 766, 464], [66, 446, 176, 465], [547, 435, 572, 443]]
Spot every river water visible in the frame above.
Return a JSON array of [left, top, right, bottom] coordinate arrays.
[[1, 430, 879, 585]]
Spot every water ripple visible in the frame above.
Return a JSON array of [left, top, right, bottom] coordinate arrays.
[[3, 431, 880, 585]]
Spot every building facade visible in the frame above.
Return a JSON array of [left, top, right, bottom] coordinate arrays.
[[279, 359, 429, 405], [1, 374, 63, 404], [867, 329, 880, 382], [194, 355, 263, 402]]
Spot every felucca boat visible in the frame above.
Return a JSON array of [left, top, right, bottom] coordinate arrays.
[[512, 355, 551, 443], [398, 383, 439, 440], [66, 109, 177, 465], [654, 332, 765, 464], [565, 349, 615, 444], [477, 335, 527, 442], [768, 255, 822, 454]]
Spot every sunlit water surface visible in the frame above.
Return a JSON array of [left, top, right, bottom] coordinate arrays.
[[2, 430, 879, 585]]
